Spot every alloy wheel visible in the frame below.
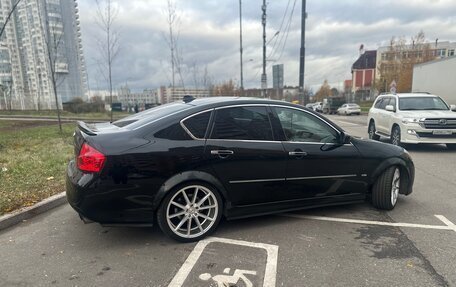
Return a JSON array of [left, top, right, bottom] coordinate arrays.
[[391, 168, 400, 206], [392, 127, 401, 146], [369, 123, 376, 139], [166, 185, 219, 239]]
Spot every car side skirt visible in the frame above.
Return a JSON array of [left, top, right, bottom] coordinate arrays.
[[226, 194, 366, 219]]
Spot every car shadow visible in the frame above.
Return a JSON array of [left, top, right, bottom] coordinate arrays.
[[73, 203, 400, 245], [403, 143, 452, 153], [376, 138, 451, 153], [217, 203, 387, 235]]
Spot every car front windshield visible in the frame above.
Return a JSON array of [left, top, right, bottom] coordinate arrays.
[[399, 97, 449, 111]]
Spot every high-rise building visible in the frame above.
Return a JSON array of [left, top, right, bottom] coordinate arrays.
[[0, 0, 87, 110]]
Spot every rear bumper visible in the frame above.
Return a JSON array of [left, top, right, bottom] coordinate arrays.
[[347, 109, 361, 114], [66, 160, 155, 225], [66, 160, 97, 221]]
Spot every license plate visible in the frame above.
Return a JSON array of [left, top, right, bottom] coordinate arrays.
[[433, 130, 453, 135]]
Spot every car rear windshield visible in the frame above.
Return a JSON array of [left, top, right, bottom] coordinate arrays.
[[399, 97, 449, 111], [113, 102, 192, 129]]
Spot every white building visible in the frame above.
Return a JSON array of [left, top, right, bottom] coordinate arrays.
[[412, 56, 456, 105], [157, 86, 210, 104], [117, 85, 159, 107], [0, 0, 87, 110]]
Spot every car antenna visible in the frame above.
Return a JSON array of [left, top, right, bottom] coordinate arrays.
[[183, 95, 195, 103]]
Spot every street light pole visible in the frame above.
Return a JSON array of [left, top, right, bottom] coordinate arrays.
[[298, 0, 307, 105], [239, 0, 244, 95], [261, 0, 267, 98]]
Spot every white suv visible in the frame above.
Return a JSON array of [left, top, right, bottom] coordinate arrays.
[[367, 93, 456, 149]]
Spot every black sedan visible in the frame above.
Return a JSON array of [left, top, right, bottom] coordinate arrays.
[[66, 97, 414, 242]]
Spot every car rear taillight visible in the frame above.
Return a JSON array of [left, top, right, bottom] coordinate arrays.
[[77, 143, 106, 173]]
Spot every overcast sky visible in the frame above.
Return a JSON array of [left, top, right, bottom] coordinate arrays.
[[78, 0, 456, 92]]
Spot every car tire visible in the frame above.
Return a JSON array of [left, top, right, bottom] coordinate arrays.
[[446, 144, 456, 150], [368, 121, 380, 140], [157, 182, 223, 242], [372, 166, 401, 210], [391, 126, 402, 146]]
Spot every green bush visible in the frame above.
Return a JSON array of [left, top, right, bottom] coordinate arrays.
[[63, 97, 105, 113]]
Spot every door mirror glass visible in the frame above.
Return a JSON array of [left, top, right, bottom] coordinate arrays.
[[385, 105, 395, 112]]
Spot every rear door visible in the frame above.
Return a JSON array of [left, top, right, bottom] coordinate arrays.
[[205, 105, 287, 206]]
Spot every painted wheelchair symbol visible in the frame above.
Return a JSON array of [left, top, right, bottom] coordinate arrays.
[[199, 267, 257, 287]]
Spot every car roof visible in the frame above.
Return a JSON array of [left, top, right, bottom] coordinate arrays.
[[183, 96, 300, 109], [379, 93, 439, 98]]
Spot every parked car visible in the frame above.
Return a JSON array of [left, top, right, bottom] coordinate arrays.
[[322, 97, 345, 114], [305, 103, 315, 109], [337, 103, 361, 115], [313, 101, 323, 112], [367, 93, 456, 149], [305, 102, 323, 113], [67, 97, 415, 242]]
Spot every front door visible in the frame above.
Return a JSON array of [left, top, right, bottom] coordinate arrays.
[[205, 106, 287, 206], [272, 106, 365, 201]]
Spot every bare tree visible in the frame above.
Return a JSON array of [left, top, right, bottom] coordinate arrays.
[[164, 0, 186, 94], [314, 80, 331, 102], [189, 62, 200, 90], [165, 0, 177, 90], [378, 31, 435, 93], [95, 0, 120, 122], [38, 0, 67, 132]]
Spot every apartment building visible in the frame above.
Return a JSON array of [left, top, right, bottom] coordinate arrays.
[[0, 0, 87, 110], [157, 86, 210, 104], [118, 85, 159, 107]]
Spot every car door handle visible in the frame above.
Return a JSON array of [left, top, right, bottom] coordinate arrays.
[[289, 151, 308, 156], [211, 150, 234, 156]]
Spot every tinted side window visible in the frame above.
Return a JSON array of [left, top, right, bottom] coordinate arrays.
[[210, 106, 273, 141], [389, 97, 397, 108], [379, 97, 391, 109], [154, 123, 192, 140], [182, 111, 211, 139], [275, 107, 338, 143], [374, 97, 383, 109]]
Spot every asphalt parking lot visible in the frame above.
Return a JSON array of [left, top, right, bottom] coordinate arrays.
[[1, 114, 456, 287]]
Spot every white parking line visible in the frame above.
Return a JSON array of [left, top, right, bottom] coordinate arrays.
[[435, 215, 456, 233], [281, 213, 456, 232], [168, 236, 279, 287]]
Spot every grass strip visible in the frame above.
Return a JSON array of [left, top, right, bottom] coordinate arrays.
[[0, 121, 75, 215]]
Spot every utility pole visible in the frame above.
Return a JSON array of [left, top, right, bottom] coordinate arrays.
[[239, 0, 244, 96], [298, 0, 307, 105], [261, 0, 267, 98]]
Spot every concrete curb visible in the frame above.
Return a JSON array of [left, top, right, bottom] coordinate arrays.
[[0, 192, 67, 231]]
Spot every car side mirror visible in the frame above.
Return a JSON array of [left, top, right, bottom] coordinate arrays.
[[385, 105, 395, 112], [340, 132, 351, 144], [450, 104, 456, 112]]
